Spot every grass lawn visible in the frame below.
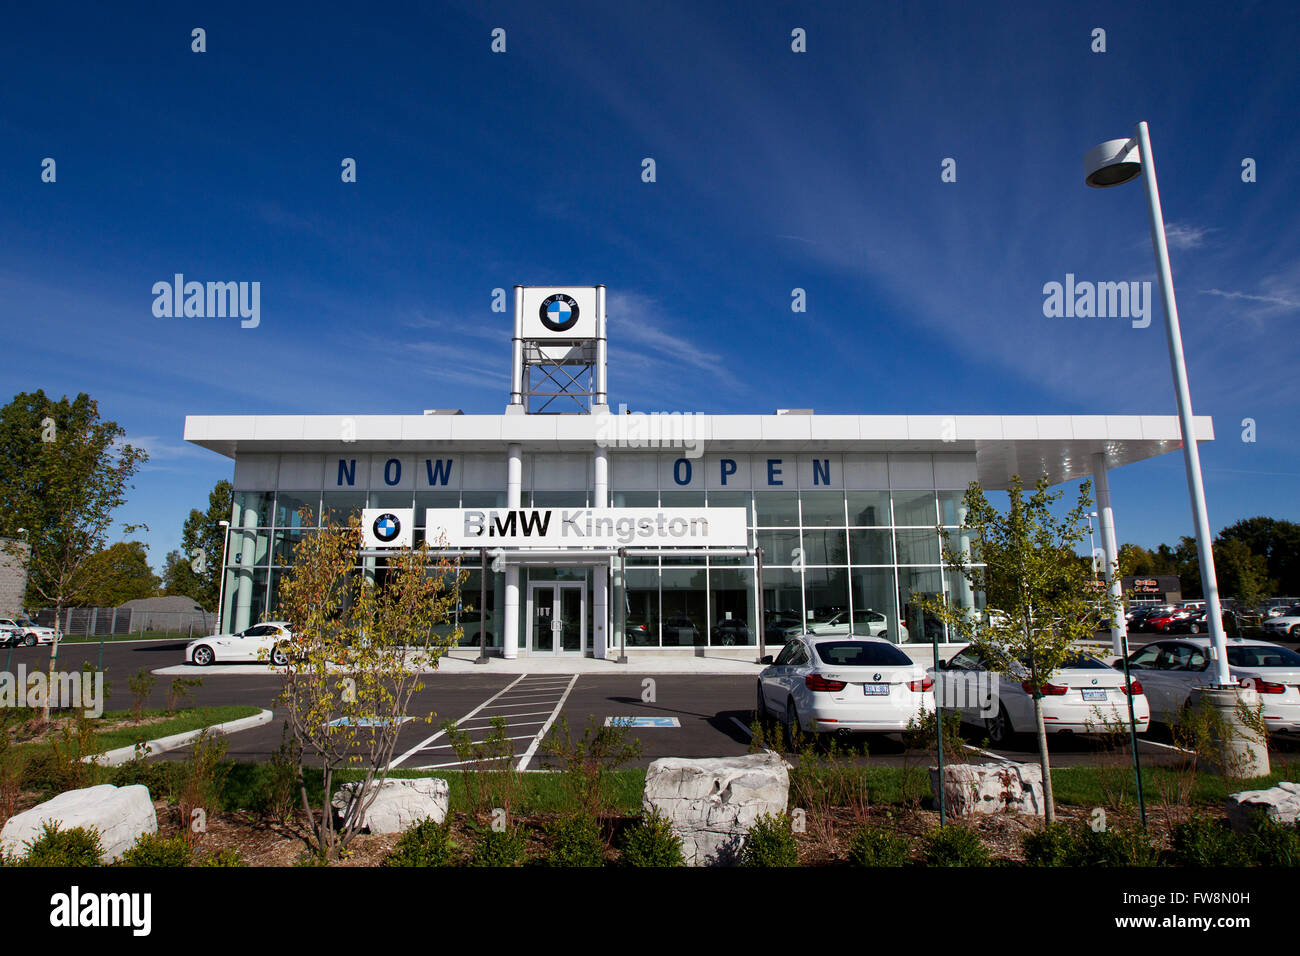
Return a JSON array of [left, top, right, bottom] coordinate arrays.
[[9, 706, 262, 762]]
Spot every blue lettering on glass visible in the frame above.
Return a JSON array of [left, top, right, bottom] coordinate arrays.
[[813, 459, 831, 485], [673, 458, 692, 486], [337, 459, 356, 486], [425, 459, 454, 486], [767, 459, 783, 486], [720, 459, 737, 485], [384, 458, 401, 486]]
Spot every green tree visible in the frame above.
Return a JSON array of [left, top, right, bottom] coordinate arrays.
[[918, 475, 1103, 824], [0, 391, 147, 720], [73, 541, 160, 606], [1213, 537, 1273, 608], [1218, 517, 1300, 597], [162, 480, 233, 611], [274, 515, 463, 860]]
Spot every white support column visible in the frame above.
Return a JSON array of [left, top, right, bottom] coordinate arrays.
[[594, 284, 608, 409], [509, 285, 525, 410], [502, 443, 523, 658], [234, 503, 258, 632], [1092, 452, 1126, 656], [592, 444, 609, 658]]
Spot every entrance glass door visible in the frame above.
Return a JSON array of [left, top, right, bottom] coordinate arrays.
[[530, 582, 586, 655]]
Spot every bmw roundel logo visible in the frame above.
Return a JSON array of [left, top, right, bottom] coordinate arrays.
[[873, 673, 882, 681], [373, 513, 401, 543], [539, 293, 580, 332], [1091, 677, 1098, 685]]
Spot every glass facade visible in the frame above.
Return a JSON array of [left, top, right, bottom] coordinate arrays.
[[224, 452, 984, 649]]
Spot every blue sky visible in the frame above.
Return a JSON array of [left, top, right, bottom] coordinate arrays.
[[1, 1, 1296, 570]]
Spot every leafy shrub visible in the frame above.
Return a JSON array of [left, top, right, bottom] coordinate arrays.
[[385, 818, 458, 867], [1072, 822, 1161, 866], [20, 823, 103, 867], [118, 833, 192, 867], [543, 716, 642, 819], [920, 825, 989, 867], [128, 669, 157, 722], [196, 848, 248, 867], [469, 826, 527, 867], [545, 812, 605, 867], [1169, 816, 1250, 867], [619, 811, 683, 867], [110, 756, 182, 800], [742, 813, 799, 867], [1021, 822, 1079, 866], [1247, 819, 1300, 866], [847, 825, 912, 867]]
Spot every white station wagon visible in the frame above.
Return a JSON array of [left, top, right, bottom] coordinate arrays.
[[186, 621, 296, 666]]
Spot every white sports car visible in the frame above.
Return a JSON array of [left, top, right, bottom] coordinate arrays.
[[186, 621, 296, 666], [805, 609, 909, 641], [757, 635, 934, 747]]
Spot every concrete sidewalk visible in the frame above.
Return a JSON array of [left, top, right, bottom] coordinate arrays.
[[435, 652, 766, 675]]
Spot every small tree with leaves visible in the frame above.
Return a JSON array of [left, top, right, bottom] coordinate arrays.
[[274, 512, 463, 860], [0, 391, 147, 722], [916, 474, 1104, 823]]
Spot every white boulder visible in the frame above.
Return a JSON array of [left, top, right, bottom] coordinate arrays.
[[930, 762, 1044, 816], [1, 784, 157, 863], [1226, 781, 1300, 833], [642, 754, 789, 866], [332, 777, 449, 834]]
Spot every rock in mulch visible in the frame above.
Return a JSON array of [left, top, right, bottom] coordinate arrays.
[[642, 754, 789, 866], [929, 762, 1044, 816], [1, 784, 157, 863], [331, 777, 449, 834], [1226, 781, 1300, 833]]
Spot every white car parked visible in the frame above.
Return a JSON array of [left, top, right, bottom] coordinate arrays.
[[186, 621, 296, 666], [0, 616, 59, 646], [932, 645, 1150, 746], [757, 635, 934, 747], [805, 609, 909, 641], [1261, 608, 1300, 640], [1124, 637, 1300, 734]]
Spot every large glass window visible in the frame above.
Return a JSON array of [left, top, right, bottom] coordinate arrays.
[[849, 529, 893, 565], [233, 491, 271, 528], [761, 568, 804, 644], [800, 491, 846, 527], [456, 568, 502, 648], [415, 491, 461, 520], [706, 490, 753, 525], [754, 491, 799, 527], [846, 491, 890, 527], [612, 490, 659, 507], [461, 491, 506, 509], [801, 528, 848, 566], [709, 567, 754, 646], [757, 530, 800, 567], [530, 491, 588, 508], [322, 491, 365, 525], [274, 492, 318, 528], [896, 529, 941, 565], [368, 490, 413, 509], [623, 568, 659, 647], [851, 568, 899, 642], [661, 568, 708, 646], [803, 568, 850, 624], [659, 490, 705, 507], [898, 568, 945, 644], [893, 491, 938, 527], [938, 491, 969, 527]]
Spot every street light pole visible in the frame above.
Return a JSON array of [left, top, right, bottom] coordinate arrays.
[[1131, 121, 1232, 687]]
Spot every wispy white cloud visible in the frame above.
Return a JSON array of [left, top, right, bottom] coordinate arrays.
[[1163, 223, 1213, 251], [1199, 288, 1300, 310]]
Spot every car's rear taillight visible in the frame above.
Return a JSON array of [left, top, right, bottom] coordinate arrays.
[[1253, 679, 1286, 695], [907, 677, 933, 692], [1022, 681, 1069, 696], [806, 673, 847, 692], [1124, 680, 1143, 696]]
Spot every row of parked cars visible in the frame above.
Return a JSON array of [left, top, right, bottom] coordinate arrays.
[[756, 629, 1300, 749]]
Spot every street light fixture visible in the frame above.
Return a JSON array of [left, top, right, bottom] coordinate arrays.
[[214, 520, 232, 635], [1084, 123, 1263, 770]]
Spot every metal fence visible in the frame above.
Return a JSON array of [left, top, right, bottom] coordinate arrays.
[[33, 607, 215, 637]]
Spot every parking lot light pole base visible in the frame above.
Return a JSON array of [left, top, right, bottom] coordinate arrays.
[[1196, 685, 1270, 778]]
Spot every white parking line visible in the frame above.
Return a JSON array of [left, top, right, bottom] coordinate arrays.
[[962, 744, 1015, 763], [1140, 738, 1196, 755], [391, 673, 530, 768], [516, 674, 579, 772]]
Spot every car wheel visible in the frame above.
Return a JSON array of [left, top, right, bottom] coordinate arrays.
[[985, 704, 1015, 746], [782, 698, 801, 752], [1290, 624, 1300, 638], [192, 645, 215, 666], [24, 634, 36, 647], [1188, 623, 1200, 634], [270, 645, 289, 667]]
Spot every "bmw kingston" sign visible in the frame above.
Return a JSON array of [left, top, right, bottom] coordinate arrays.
[[425, 507, 747, 548]]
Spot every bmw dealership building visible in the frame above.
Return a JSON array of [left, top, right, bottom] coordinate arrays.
[[184, 286, 1210, 661]]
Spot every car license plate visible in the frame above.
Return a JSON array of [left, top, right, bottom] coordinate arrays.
[[1082, 689, 1107, 701], [863, 684, 890, 696]]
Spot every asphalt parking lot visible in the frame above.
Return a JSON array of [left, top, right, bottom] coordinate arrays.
[[15, 637, 1291, 771]]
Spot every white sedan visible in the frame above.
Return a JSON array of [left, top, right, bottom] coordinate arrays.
[[1124, 637, 1300, 734], [933, 645, 1150, 746], [0, 616, 59, 646], [757, 635, 934, 747], [186, 621, 296, 666], [805, 609, 909, 641], [1261, 609, 1300, 641]]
